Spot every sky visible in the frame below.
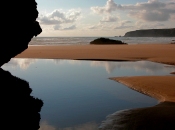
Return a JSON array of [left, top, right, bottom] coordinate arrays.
[[36, 0, 175, 37]]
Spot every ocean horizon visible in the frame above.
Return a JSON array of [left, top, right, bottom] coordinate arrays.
[[29, 36, 175, 46]]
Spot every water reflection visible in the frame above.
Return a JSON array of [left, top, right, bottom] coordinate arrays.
[[40, 121, 98, 130], [99, 102, 175, 130], [0, 68, 43, 130], [3, 59, 174, 129], [4, 58, 37, 69], [5, 59, 175, 74], [90, 61, 175, 74]]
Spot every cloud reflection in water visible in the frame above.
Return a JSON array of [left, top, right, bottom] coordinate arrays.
[[90, 61, 175, 74], [39, 121, 98, 130], [5, 58, 37, 69], [5, 59, 175, 75]]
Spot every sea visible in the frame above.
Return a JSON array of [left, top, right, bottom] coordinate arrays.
[[29, 37, 175, 45]]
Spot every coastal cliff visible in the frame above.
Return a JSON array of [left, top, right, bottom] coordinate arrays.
[[124, 28, 175, 37]]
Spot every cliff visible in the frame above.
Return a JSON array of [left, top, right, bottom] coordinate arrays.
[[0, 0, 42, 67], [124, 28, 175, 37]]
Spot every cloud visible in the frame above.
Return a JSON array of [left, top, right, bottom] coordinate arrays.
[[91, 0, 122, 14], [114, 20, 133, 29], [100, 15, 119, 22], [39, 9, 81, 25], [90, 61, 174, 74], [39, 121, 56, 130], [87, 23, 104, 30], [39, 121, 98, 130], [4, 59, 37, 69], [54, 24, 77, 30], [91, 0, 175, 22], [114, 25, 133, 29], [38, 9, 81, 30], [135, 21, 165, 29]]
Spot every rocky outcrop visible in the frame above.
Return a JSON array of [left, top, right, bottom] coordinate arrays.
[[124, 28, 175, 37], [0, 68, 43, 130], [0, 0, 42, 66], [90, 38, 127, 45]]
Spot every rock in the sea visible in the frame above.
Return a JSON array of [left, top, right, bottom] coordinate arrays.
[[0, 0, 42, 67], [124, 28, 175, 37], [90, 38, 127, 45]]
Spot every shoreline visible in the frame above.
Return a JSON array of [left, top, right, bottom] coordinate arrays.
[[110, 76, 175, 103], [15, 43, 175, 102], [16, 44, 175, 65]]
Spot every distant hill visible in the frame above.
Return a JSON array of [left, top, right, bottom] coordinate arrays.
[[124, 28, 175, 37]]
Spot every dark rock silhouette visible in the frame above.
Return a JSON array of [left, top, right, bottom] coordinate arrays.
[[0, 0, 42, 67], [171, 40, 175, 44], [99, 102, 175, 130], [90, 38, 127, 45], [124, 28, 175, 37], [0, 68, 43, 130]]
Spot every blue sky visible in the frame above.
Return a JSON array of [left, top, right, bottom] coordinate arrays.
[[36, 0, 175, 37]]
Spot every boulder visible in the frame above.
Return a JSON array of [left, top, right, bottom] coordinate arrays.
[[90, 38, 127, 45]]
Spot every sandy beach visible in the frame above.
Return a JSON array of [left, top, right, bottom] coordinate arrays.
[[110, 76, 175, 102], [16, 43, 175, 102], [16, 44, 175, 65]]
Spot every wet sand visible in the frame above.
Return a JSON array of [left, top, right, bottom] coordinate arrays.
[[110, 76, 175, 102], [16, 44, 175, 65]]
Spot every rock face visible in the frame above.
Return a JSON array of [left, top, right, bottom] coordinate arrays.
[[90, 38, 127, 45], [99, 102, 175, 130], [124, 28, 175, 37], [0, 0, 42, 66], [0, 68, 43, 130]]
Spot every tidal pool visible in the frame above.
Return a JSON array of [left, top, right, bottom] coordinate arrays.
[[2, 59, 174, 129]]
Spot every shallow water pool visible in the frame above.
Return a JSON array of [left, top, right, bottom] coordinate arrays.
[[2, 59, 174, 129]]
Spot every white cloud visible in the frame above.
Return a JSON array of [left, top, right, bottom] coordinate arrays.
[[54, 24, 77, 30], [100, 15, 119, 22], [91, 0, 122, 14], [4, 59, 37, 69], [38, 9, 81, 30], [114, 20, 133, 29], [87, 23, 104, 30], [90, 61, 174, 74], [91, 0, 175, 22], [39, 121, 56, 130]]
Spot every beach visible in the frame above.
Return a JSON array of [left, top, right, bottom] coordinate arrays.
[[17, 44, 175, 65], [14, 43, 175, 129], [16, 43, 175, 103]]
